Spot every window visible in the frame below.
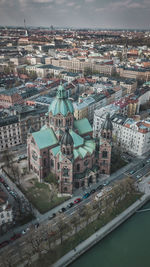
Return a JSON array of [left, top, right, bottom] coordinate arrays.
[[102, 151, 108, 158], [43, 158, 46, 167], [76, 164, 80, 171], [51, 159, 54, 167], [84, 160, 89, 166], [57, 163, 60, 170], [63, 167, 69, 177]]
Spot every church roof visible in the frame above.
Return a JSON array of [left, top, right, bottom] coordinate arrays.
[[73, 140, 95, 159], [61, 128, 74, 146], [48, 84, 74, 116], [70, 130, 84, 147], [32, 128, 58, 149], [74, 118, 92, 135]]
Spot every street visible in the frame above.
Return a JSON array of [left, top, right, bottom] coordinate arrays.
[[1, 153, 150, 245]]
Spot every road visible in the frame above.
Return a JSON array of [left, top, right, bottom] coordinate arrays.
[[0, 153, 150, 245]]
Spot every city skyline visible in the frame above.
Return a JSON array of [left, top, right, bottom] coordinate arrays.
[[0, 0, 150, 29]]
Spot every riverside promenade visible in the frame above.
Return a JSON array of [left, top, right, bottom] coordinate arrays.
[[53, 176, 150, 267]]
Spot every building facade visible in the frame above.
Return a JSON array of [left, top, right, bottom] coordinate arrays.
[[27, 84, 112, 195]]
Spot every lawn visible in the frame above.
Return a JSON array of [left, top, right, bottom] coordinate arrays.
[[24, 180, 70, 214]]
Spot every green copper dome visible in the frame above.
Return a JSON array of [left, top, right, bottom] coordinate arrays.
[[48, 84, 74, 116]]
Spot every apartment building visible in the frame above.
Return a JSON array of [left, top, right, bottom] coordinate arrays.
[[0, 189, 13, 227]]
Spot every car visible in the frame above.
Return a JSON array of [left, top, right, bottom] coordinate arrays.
[[22, 227, 30, 235], [10, 191, 15, 196], [138, 178, 142, 182], [0, 240, 9, 249], [6, 186, 11, 191], [90, 189, 96, 194], [0, 177, 4, 183], [129, 170, 135, 175], [34, 223, 40, 228], [10, 233, 21, 241], [74, 198, 82, 204], [146, 159, 150, 163], [59, 207, 66, 213], [136, 174, 142, 179], [82, 192, 90, 199], [48, 213, 56, 220], [103, 181, 110, 186], [67, 202, 74, 208], [96, 184, 104, 191]]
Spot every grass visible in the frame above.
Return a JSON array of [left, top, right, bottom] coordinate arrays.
[[33, 192, 142, 267], [23, 180, 69, 214]]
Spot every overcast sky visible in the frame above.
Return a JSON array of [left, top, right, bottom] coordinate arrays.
[[0, 0, 150, 29]]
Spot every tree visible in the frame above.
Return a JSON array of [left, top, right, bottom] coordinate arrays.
[[70, 214, 80, 234], [1, 149, 13, 168], [56, 215, 70, 244]]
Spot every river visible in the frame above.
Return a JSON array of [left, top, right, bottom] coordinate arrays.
[[70, 201, 150, 267]]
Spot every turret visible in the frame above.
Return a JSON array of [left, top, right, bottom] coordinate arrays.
[[61, 128, 74, 158]]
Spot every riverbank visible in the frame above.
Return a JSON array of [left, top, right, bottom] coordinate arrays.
[[53, 193, 150, 267]]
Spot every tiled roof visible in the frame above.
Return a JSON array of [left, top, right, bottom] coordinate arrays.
[[32, 128, 58, 149], [74, 118, 92, 135]]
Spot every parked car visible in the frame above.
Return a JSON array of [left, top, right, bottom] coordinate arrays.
[[59, 207, 66, 213], [90, 189, 96, 194], [6, 186, 11, 191], [0, 177, 4, 183], [129, 170, 135, 175], [48, 213, 56, 220], [103, 181, 110, 186], [136, 174, 142, 179], [74, 198, 82, 204], [10, 233, 21, 241], [22, 227, 30, 235], [82, 192, 90, 199], [96, 184, 104, 191], [67, 202, 74, 208], [0, 240, 9, 249]]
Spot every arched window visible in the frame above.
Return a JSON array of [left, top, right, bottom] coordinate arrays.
[[57, 162, 60, 170], [43, 158, 46, 167], [103, 132, 106, 138], [77, 164, 80, 171], [63, 167, 69, 177], [102, 151, 108, 158], [51, 159, 54, 167], [67, 149, 70, 155], [63, 147, 65, 154]]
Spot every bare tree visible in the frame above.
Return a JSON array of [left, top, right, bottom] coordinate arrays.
[[70, 214, 80, 234], [56, 215, 70, 245]]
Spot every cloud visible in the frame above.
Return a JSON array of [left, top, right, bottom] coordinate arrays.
[[33, 0, 53, 2], [55, 0, 66, 5], [85, 0, 95, 2], [66, 2, 75, 7]]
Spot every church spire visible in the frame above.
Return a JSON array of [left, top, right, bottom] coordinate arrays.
[[57, 82, 67, 99]]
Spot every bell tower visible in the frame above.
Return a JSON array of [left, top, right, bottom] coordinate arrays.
[[99, 113, 113, 175]]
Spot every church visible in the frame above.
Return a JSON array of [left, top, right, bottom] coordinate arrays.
[[27, 83, 112, 195]]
